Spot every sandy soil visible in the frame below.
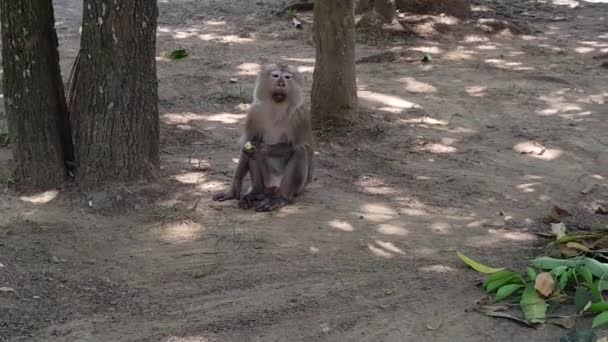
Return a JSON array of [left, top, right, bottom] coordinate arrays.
[[1, 0, 608, 341]]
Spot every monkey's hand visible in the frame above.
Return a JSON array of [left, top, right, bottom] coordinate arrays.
[[212, 187, 240, 202]]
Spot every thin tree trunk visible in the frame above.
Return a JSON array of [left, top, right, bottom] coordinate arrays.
[[69, 0, 160, 187], [0, 0, 72, 188], [311, 0, 358, 127]]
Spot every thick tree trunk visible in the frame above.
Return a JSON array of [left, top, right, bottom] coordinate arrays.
[[0, 1, 72, 188], [69, 0, 160, 187], [311, 0, 358, 127]]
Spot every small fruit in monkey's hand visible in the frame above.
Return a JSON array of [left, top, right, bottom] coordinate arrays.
[[244, 141, 255, 151]]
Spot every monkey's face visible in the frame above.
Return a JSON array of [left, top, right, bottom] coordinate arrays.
[[266, 66, 298, 104]]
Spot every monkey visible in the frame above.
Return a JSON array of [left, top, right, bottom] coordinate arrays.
[[212, 63, 314, 212]]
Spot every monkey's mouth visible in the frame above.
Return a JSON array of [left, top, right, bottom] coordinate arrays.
[[272, 92, 287, 103]]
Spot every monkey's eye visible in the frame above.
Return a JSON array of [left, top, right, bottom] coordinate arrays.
[[283, 73, 292, 80], [270, 71, 281, 78]]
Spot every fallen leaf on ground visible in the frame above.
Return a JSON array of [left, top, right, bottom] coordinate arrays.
[[0, 287, 15, 293], [550, 206, 572, 222], [535, 272, 555, 297], [566, 242, 591, 253], [457, 251, 504, 274], [474, 305, 536, 327], [552, 222, 567, 239], [549, 316, 577, 329], [522, 283, 548, 322], [168, 49, 188, 60]]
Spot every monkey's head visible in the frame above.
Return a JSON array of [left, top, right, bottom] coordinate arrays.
[[255, 64, 304, 106]]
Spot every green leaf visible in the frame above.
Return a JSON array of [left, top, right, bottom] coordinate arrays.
[[532, 256, 584, 271], [587, 302, 608, 313], [169, 49, 188, 60], [552, 266, 570, 278], [484, 270, 518, 289], [578, 266, 594, 287], [592, 311, 608, 329], [486, 275, 522, 294], [527, 267, 537, 281], [559, 269, 573, 291], [494, 284, 524, 303], [520, 283, 547, 323], [575, 287, 593, 313], [457, 252, 504, 274]]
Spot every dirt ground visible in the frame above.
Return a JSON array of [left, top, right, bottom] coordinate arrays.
[[1, 0, 608, 341]]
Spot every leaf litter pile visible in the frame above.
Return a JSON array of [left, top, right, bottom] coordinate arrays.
[[458, 220, 608, 340]]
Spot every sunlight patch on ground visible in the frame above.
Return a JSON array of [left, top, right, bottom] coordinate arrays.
[[463, 34, 489, 43], [205, 113, 246, 124], [328, 220, 354, 232], [238, 62, 262, 76], [163, 335, 215, 342], [420, 264, 458, 273], [485, 59, 535, 71], [513, 141, 563, 160], [19, 190, 59, 204], [359, 90, 422, 110], [197, 180, 231, 192], [297, 66, 314, 73], [172, 172, 205, 185], [408, 46, 443, 54], [516, 182, 542, 193], [575, 46, 596, 54], [377, 223, 409, 236], [466, 85, 487, 97], [420, 143, 457, 154], [399, 77, 437, 93], [443, 47, 476, 61], [159, 220, 204, 244], [375, 241, 405, 255], [361, 203, 398, 216], [284, 57, 315, 63], [398, 116, 449, 126], [466, 229, 536, 247]]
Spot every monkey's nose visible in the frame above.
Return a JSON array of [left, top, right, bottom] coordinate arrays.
[[277, 79, 286, 87]]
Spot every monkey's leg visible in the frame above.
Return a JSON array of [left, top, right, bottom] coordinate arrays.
[[255, 146, 310, 212], [212, 153, 249, 202], [239, 155, 267, 209]]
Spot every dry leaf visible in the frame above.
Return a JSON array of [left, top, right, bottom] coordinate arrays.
[[551, 222, 567, 239], [548, 316, 576, 329], [535, 272, 555, 297], [550, 205, 571, 222], [0, 287, 15, 293]]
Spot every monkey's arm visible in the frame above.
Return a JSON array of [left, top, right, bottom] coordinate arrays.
[[243, 141, 294, 159]]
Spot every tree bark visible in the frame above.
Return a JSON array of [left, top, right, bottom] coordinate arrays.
[[0, 0, 72, 188], [311, 0, 358, 127], [69, 0, 160, 187]]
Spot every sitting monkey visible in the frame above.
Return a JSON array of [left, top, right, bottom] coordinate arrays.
[[212, 63, 314, 211]]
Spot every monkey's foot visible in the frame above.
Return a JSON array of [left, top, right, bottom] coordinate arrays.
[[238, 192, 266, 209], [212, 189, 238, 202], [255, 195, 290, 212]]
